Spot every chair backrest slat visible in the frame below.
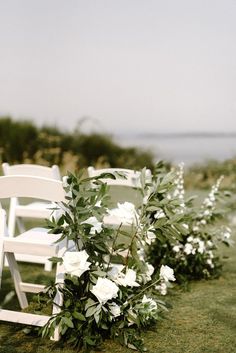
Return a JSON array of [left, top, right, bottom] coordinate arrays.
[[2, 163, 61, 180], [0, 175, 65, 202]]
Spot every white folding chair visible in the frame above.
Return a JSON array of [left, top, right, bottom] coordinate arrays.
[[87, 167, 152, 247], [2, 163, 61, 271], [0, 175, 66, 339], [87, 167, 152, 208]]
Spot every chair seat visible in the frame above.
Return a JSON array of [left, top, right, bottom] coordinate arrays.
[[15, 202, 55, 218], [4, 227, 63, 257]]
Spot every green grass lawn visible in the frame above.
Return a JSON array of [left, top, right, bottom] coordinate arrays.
[[0, 226, 235, 353]]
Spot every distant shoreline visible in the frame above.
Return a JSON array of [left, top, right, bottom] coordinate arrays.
[[118, 132, 236, 139]]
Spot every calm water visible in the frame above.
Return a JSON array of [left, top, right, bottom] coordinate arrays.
[[115, 134, 236, 166]]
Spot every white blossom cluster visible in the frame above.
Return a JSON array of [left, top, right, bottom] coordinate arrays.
[[169, 163, 186, 213], [172, 236, 215, 268], [197, 176, 224, 225]]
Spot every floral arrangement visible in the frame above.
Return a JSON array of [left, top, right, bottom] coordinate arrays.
[[41, 171, 176, 352], [39, 164, 231, 351], [146, 162, 232, 283]]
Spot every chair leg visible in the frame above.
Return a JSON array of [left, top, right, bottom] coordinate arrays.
[[0, 238, 4, 288], [5, 252, 28, 309], [8, 198, 17, 237], [51, 244, 66, 341], [44, 259, 53, 272]]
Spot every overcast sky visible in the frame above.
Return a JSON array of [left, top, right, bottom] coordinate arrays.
[[0, 0, 236, 134]]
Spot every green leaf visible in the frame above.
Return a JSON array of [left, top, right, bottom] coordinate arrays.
[[72, 311, 86, 321], [62, 317, 74, 328], [48, 256, 62, 264], [85, 305, 98, 317]]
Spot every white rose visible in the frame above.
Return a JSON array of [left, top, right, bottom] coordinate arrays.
[[160, 265, 176, 282], [108, 202, 139, 225], [109, 266, 140, 287], [91, 278, 119, 303], [146, 263, 154, 277], [117, 269, 140, 287], [62, 250, 91, 277], [109, 302, 121, 318], [81, 216, 103, 234]]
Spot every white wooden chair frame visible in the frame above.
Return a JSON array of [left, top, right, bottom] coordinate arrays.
[[87, 166, 152, 232], [0, 175, 66, 339], [2, 163, 61, 271]]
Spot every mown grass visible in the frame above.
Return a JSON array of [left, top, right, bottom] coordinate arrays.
[[0, 226, 235, 353]]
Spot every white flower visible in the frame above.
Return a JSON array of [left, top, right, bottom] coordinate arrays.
[[142, 295, 157, 310], [182, 223, 189, 230], [156, 282, 168, 295], [118, 269, 140, 287], [204, 210, 211, 216], [81, 216, 103, 234], [173, 244, 181, 253], [109, 302, 121, 318], [187, 236, 193, 242], [193, 226, 199, 232], [206, 259, 214, 268], [108, 202, 139, 225], [154, 209, 165, 219], [109, 266, 140, 287], [193, 237, 200, 244], [184, 243, 194, 255], [209, 195, 215, 202], [91, 278, 119, 303], [145, 230, 156, 245], [204, 199, 213, 207], [208, 250, 214, 259], [224, 231, 231, 239], [62, 250, 91, 277], [207, 240, 213, 247], [160, 265, 176, 282], [198, 240, 205, 254], [144, 263, 154, 281]]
